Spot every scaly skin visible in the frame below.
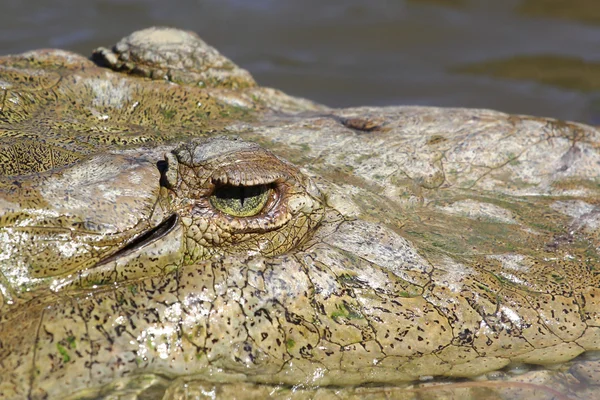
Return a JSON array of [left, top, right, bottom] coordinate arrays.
[[0, 28, 599, 399]]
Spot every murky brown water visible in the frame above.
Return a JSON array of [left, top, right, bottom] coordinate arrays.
[[2, 0, 600, 123]]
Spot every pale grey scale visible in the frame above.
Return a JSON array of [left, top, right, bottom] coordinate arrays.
[[182, 137, 259, 165]]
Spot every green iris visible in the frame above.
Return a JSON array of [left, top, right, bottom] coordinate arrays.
[[209, 184, 272, 217]]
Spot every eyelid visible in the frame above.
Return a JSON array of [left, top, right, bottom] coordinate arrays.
[[209, 163, 292, 187]]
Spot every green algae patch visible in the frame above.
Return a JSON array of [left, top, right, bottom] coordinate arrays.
[[218, 104, 255, 120], [55, 335, 77, 363], [56, 342, 71, 363], [160, 108, 177, 121], [331, 302, 364, 322], [551, 178, 600, 193], [298, 143, 311, 152], [338, 273, 362, 287], [355, 153, 378, 163], [245, 137, 314, 167], [404, 212, 529, 257], [397, 290, 420, 298]]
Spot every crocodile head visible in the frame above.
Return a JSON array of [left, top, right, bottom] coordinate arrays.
[[1, 28, 599, 400]]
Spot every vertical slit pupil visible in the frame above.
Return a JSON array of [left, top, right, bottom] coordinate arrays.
[[214, 184, 266, 203], [210, 184, 272, 217]]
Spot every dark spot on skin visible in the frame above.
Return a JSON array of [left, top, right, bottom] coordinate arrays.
[[457, 329, 474, 345], [544, 233, 575, 252], [557, 145, 581, 172], [300, 346, 313, 358], [427, 135, 448, 145], [115, 325, 126, 336], [339, 117, 384, 133]]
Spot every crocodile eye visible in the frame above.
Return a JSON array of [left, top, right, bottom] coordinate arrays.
[[209, 184, 273, 217]]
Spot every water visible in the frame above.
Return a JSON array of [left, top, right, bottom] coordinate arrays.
[[2, 0, 600, 123]]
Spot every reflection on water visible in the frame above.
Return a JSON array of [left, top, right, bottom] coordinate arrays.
[[454, 55, 600, 91], [519, 0, 600, 25], [2, 0, 600, 123], [407, 0, 468, 7]]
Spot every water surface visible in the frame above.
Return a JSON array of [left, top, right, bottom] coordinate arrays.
[[1, 1, 599, 121]]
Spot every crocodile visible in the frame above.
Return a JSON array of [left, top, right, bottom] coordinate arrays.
[[0, 27, 599, 399]]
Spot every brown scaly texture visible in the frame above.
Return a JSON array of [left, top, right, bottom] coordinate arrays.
[[0, 27, 599, 400]]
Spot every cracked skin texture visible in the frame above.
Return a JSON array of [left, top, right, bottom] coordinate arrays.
[[0, 28, 599, 400]]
